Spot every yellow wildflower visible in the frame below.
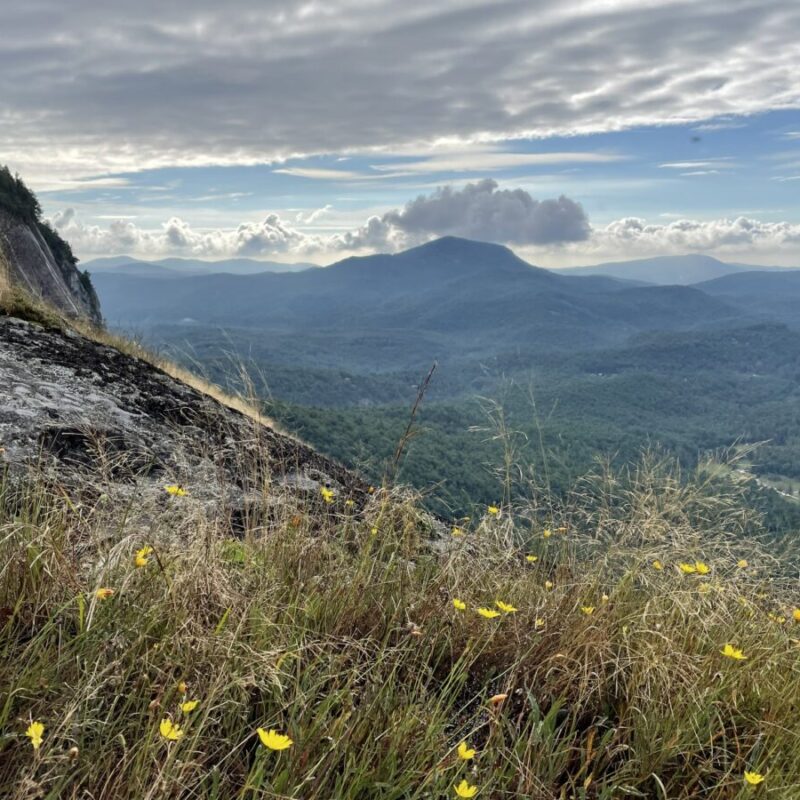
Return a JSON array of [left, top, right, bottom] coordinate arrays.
[[488, 693, 508, 706], [768, 612, 786, 625], [793, 608, 800, 623], [159, 718, 184, 741], [164, 484, 187, 496], [370, 527, 378, 536], [95, 587, 114, 600], [544, 580, 554, 590], [720, 643, 747, 661], [177, 680, 188, 694], [257, 728, 293, 750], [368, 485, 375, 494], [744, 771, 765, 786], [581, 606, 595, 615], [601, 593, 610, 603], [320, 487, 334, 503], [345, 499, 355, 508], [180, 700, 199, 713], [679, 563, 696, 574], [25, 721, 44, 750], [457, 740, 476, 760], [452, 598, 467, 611], [477, 607, 501, 619], [652, 560, 663, 571], [695, 561, 710, 575], [534, 617, 545, 628], [452, 526, 465, 536], [454, 779, 478, 798], [543, 528, 552, 538], [134, 545, 153, 568], [525, 554, 538, 563], [737, 559, 748, 569], [495, 600, 518, 614], [487, 505, 500, 516]]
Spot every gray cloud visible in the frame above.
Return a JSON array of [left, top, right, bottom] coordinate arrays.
[[382, 179, 589, 245], [2, 0, 799, 183]]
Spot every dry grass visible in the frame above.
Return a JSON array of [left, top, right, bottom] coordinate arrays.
[[1, 452, 799, 799]]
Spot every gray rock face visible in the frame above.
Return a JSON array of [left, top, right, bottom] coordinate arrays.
[[0, 316, 366, 534], [0, 208, 102, 325]]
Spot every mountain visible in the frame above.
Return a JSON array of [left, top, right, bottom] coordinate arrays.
[[556, 254, 794, 285], [0, 167, 102, 324], [84, 254, 316, 276], [92, 237, 744, 363], [695, 270, 800, 328]]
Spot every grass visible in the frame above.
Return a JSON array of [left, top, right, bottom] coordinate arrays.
[[1, 450, 800, 799]]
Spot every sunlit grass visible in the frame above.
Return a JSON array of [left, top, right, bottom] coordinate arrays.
[[1, 454, 799, 799]]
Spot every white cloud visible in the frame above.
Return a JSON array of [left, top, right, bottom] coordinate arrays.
[[1, 0, 798, 184]]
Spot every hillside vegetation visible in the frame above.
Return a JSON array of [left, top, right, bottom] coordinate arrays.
[[2, 435, 800, 798]]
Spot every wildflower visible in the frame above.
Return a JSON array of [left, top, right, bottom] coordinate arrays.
[[25, 721, 44, 750], [95, 587, 114, 600], [159, 718, 184, 741], [534, 617, 545, 628], [737, 559, 748, 569], [368, 485, 375, 494], [679, 563, 696, 574], [452, 526, 465, 536], [601, 593, 609, 604], [695, 561, 711, 575], [257, 728, 293, 750], [488, 693, 508, 706], [370, 526, 378, 536], [720, 643, 747, 661], [164, 484, 187, 496], [457, 741, 476, 760], [581, 606, 595, 615], [345, 499, 355, 508], [544, 580, 554, 590], [793, 609, 800, 623], [454, 779, 478, 798], [477, 607, 501, 619], [543, 528, 552, 538], [744, 771, 765, 786], [768, 612, 786, 625], [495, 600, 518, 614], [652, 560, 663, 571], [487, 505, 500, 516], [177, 680, 188, 694], [525, 554, 538, 563], [452, 598, 467, 611], [134, 545, 153, 568], [320, 487, 334, 503], [180, 700, 199, 713]]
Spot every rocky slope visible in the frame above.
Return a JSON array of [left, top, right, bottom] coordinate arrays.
[[0, 207, 102, 325], [0, 314, 367, 536]]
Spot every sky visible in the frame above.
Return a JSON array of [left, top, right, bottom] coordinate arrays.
[[2, 0, 800, 267]]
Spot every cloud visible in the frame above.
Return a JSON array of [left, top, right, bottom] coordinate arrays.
[[2, 0, 799, 183], [341, 179, 590, 248]]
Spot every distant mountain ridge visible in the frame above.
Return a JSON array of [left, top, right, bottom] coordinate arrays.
[[84, 254, 316, 276], [556, 253, 799, 285]]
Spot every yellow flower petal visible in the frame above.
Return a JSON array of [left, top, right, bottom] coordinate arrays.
[[95, 587, 114, 600], [457, 740, 476, 760], [695, 561, 710, 575], [452, 526, 465, 536], [180, 700, 199, 713], [257, 728, 293, 750], [793, 608, 800, 623], [744, 771, 765, 786], [581, 606, 595, 615], [525, 554, 538, 563], [543, 529, 552, 538], [720, 643, 747, 661], [159, 718, 184, 741], [652, 560, 663, 571], [177, 680, 188, 694], [477, 607, 501, 619], [737, 559, 748, 569], [544, 580, 554, 590], [679, 562, 696, 574], [495, 600, 518, 613], [452, 598, 466, 611], [454, 779, 479, 798], [487, 505, 500, 516], [25, 721, 44, 750], [164, 485, 187, 496]]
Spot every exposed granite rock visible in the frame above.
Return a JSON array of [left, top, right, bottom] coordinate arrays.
[[0, 315, 367, 536], [0, 208, 102, 325]]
